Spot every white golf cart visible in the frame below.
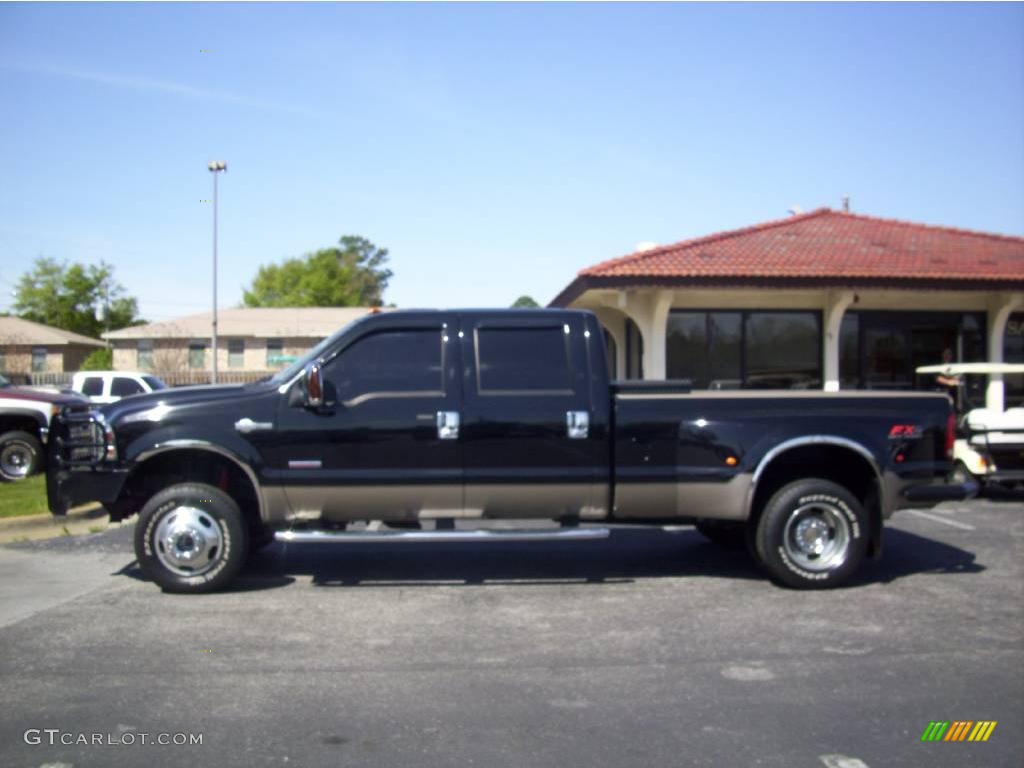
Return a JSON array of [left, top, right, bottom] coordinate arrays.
[[916, 362, 1024, 488]]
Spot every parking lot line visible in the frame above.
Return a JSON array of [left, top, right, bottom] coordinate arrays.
[[901, 509, 976, 531]]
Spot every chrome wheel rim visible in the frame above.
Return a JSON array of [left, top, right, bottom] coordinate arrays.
[[154, 506, 224, 577], [782, 502, 851, 572], [0, 442, 33, 479]]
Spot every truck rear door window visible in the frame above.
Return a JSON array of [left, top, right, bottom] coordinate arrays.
[[476, 326, 572, 393], [327, 329, 444, 403]]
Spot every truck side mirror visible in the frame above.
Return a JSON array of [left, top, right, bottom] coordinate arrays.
[[305, 362, 323, 408]]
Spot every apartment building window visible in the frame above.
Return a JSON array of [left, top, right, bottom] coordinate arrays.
[[228, 339, 244, 368], [188, 342, 206, 369], [137, 340, 154, 370], [266, 339, 283, 368], [31, 347, 47, 372]]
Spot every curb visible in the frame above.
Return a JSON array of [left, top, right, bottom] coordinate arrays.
[[0, 503, 110, 543]]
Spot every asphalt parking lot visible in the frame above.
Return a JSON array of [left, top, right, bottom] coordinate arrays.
[[1, 497, 1021, 768]]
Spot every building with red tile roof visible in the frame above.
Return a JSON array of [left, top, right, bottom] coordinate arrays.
[[550, 208, 1024, 409]]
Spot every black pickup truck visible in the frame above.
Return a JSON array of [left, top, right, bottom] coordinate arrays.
[[47, 309, 973, 592]]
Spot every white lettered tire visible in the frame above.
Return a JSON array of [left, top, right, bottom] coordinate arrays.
[[135, 482, 247, 593], [753, 478, 868, 589], [0, 430, 43, 481]]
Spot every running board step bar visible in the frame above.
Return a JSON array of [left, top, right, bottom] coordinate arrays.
[[274, 528, 610, 544]]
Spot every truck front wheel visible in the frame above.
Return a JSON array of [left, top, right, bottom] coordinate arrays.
[[753, 479, 868, 589], [135, 483, 247, 593]]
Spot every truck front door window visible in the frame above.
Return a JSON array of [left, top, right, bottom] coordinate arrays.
[[325, 329, 445, 405], [111, 377, 145, 398]]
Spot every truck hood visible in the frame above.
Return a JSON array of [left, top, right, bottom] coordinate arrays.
[[102, 382, 270, 424], [0, 385, 86, 406]]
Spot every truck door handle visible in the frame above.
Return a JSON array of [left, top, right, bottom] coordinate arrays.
[[436, 411, 460, 440], [567, 410, 589, 439]]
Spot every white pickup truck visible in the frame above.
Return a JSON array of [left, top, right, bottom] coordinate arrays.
[[71, 371, 167, 404]]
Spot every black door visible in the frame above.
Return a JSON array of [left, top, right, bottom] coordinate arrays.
[[457, 311, 606, 519], [272, 314, 462, 521]]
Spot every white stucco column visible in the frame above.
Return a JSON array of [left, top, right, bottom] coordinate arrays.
[[635, 290, 673, 380], [600, 289, 673, 380], [591, 307, 627, 379], [986, 292, 1024, 411], [822, 290, 855, 392]]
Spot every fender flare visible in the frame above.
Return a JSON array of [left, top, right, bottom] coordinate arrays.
[[0, 407, 48, 437], [745, 434, 884, 519], [133, 439, 265, 522]]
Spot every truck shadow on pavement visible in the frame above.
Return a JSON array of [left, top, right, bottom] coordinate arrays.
[[200, 525, 984, 591], [853, 526, 985, 585]]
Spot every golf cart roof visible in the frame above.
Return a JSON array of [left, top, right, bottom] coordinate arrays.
[[915, 363, 1024, 375]]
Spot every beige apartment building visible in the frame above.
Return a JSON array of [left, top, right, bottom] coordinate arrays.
[[0, 316, 105, 375], [103, 307, 377, 376]]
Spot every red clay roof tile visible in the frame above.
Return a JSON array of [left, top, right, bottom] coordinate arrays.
[[579, 208, 1024, 281]]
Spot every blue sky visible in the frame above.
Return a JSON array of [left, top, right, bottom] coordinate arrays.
[[1, 2, 1022, 321]]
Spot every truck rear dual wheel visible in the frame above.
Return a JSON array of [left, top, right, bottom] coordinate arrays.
[[135, 483, 247, 593], [752, 479, 868, 589], [0, 430, 42, 482]]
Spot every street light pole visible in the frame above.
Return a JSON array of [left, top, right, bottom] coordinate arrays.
[[208, 160, 227, 384]]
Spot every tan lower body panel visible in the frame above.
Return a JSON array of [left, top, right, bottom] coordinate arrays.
[[464, 483, 608, 520], [263, 482, 610, 523], [614, 475, 752, 520], [278, 484, 464, 524]]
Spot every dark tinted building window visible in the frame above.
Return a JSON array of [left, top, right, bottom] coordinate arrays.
[[840, 311, 986, 405], [667, 310, 817, 389], [112, 377, 145, 397], [476, 326, 571, 392], [667, 313, 710, 385], [327, 329, 444, 401], [1005, 312, 1023, 408], [625, 318, 643, 380], [665, 311, 744, 388], [81, 376, 104, 396], [839, 314, 860, 389], [744, 312, 821, 389]]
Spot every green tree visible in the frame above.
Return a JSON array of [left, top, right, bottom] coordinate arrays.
[[14, 258, 142, 338], [243, 235, 392, 308], [511, 295, 540, 308], [79, 348, 113, 370]]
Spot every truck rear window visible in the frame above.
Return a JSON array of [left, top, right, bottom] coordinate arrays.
[[476, 326, 572, 393]]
